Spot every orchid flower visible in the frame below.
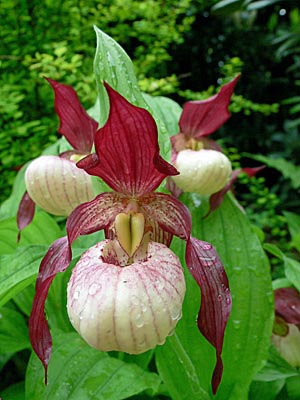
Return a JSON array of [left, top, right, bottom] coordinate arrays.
[[29, 82, 231, 394], [170, 75, 240, 200], [272, 287, 300, 367], [17, 79, 98, 238]]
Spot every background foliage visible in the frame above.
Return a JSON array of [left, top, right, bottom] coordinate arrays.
[[0, 0, 299, 399]]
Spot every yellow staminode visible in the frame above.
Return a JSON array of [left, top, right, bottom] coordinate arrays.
[[115, 212, 145, 257]]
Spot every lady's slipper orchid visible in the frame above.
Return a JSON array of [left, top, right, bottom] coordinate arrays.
[[29, 82, 231, 394], [171, 75, 240, 198], [17, 79, 98, 236], [272, 288, 300, 367]]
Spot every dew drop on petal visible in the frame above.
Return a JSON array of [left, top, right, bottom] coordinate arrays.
[[156, 281, 165, 291], [88, 283, 100, 295], [135, 313, 144, 328], [141, 302, 147, 313], [73, 291, 80, 300], [171, 305, 182, 321]]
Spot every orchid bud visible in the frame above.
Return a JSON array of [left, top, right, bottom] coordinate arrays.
[[173, 149, 232, 195], [67, 240, 186, 354], [25, 155, 94, 216]]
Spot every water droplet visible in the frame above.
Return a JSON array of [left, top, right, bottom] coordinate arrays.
[[73, 291, 80, 300], [233, 266, 242, 275], [137, 340, 146, 348], [89, 283, 100, 295], [158, 338, 166, 346], [225, 297, 231, 305], [140, 302, 147, 313], [135, 313, 144, 328], [232, 320, 241, 330], [171, 305, 182, 321], [156, 280, 165, 291], [79, 312, 84, 320], [217, 294, 223, 301]]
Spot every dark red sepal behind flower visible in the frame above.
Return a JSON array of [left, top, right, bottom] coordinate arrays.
[[77, 82, 178, 196], [17, 191, 36, 242], [179, 75, 240, 139], [185, 237, 231, 394], [275, 288, 300, 325], [204, 166, 265, 218], [46, 78, 98, 153]]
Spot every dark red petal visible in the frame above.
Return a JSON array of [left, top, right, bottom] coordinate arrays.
[[242, 165, 265, 177], [179, 74, 240, 139], [185, 237, 231, 394], [29, 236, 71, 381], [29, 192, 124, 379], [46, 78, 98, 153], [77, 82, 178, 196], [17, 191, 36, 242], [204, 169, 241, 218], [140, 192, 192, 241], [275, 288, 300, 325], [66, 192, 125, 243]]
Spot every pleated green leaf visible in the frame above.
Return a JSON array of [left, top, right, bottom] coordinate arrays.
[[0, 211, 62, 255], [25, 331, 161, 400], [0, 245, 48, 307], [0, 307, 30, 353]]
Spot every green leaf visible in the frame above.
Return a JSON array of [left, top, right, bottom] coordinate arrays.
[[45, 260, 75, 333], [25, 331, 161, 400], [0, 307, 30, 353], [13, 284, 35, 316], [286, 375, 300, 400], [211, 0, 247, 15], [0, 164, 27, 219], [283, 211, 300, 252], [243, 153, 300, 189], [142, 93, 182, 137], [284, 256, 300, 291], [159, 193, 274, 399], [0, 211, 62, 255], [249, 379, 285, 400], [93, 26, 171, 163], [263, 243, 284, 260], [156, 330, 210, 400], [0, 381, 25, 400], [272, 278, 292, 290], [254, 345, 300, 382], [93, 26, 146, 126], [0, 245, 48, 307]]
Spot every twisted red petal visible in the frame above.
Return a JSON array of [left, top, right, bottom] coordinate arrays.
[[17, 191, 36, 242], [77, 83, 178, 196], [46, 78, 98, 153], [179, 74, 240, 138], [185, 237, 231, 394], [29, 236, 71, 380], [29, 192, 124, 379]]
